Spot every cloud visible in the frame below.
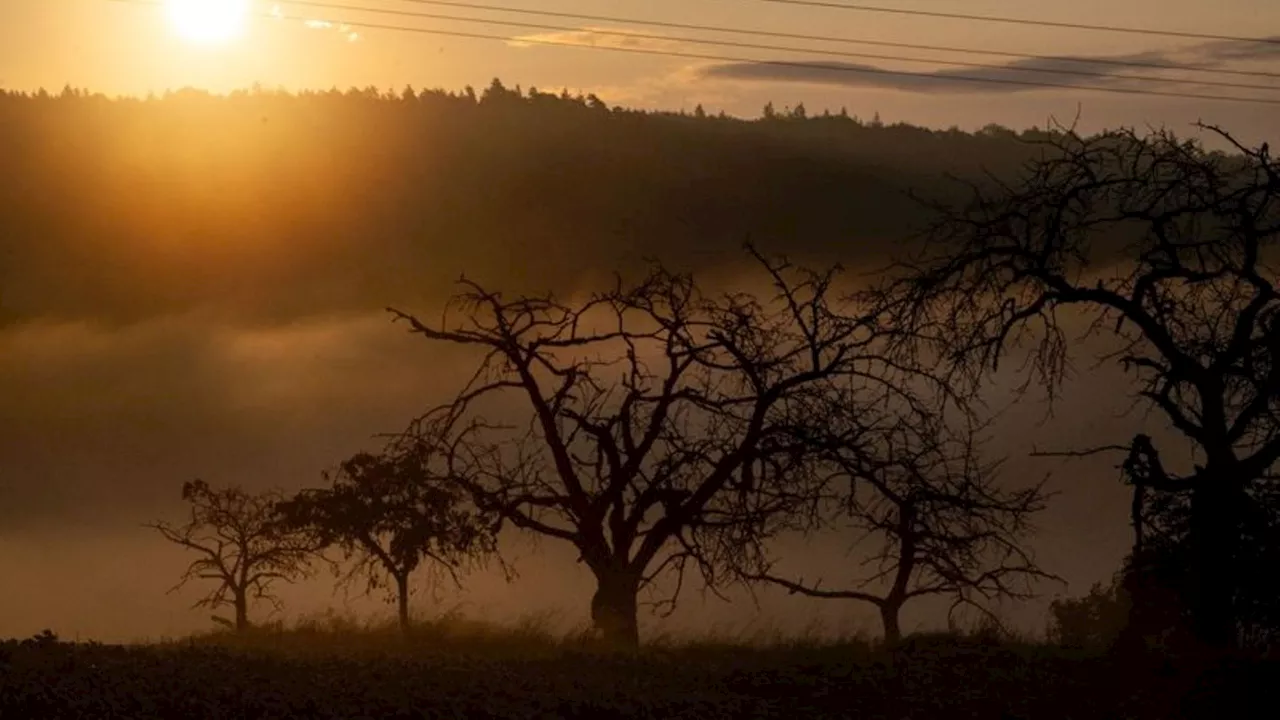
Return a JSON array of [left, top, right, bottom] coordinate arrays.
[[302, 20, 361, 43], [0, 312, 482, 529], [699, 58, 1116, 94], [500, 23, 1279, 96], [507, 27, 685, 52], [270, 3, 360, 42], [1189, 36, 1280, 63], [695, 41, 1280, 95]]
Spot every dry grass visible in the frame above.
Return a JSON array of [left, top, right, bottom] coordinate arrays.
[[0, 614, 1270, 719]]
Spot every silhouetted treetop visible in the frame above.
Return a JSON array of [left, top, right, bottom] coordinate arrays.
[[147, 480, 316, 632], [876, 123, 1280, 650], [386, 245, 938, 645]]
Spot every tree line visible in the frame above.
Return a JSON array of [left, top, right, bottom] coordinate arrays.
[[151, 120, 1280, 654]]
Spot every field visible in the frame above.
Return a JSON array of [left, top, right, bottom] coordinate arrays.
[[0, 619, 1269, 719]]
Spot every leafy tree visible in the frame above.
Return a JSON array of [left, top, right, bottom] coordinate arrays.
[[978, 123, 1015, 139], [277, 449, 498, 633], [1123, 449, 1280, 651], [388, 248, 913, 646], [585, 93, 607, 112], [1048, 576, 1130, 650], [148, 480, 315, 632], [878, 124, 1280, 649]]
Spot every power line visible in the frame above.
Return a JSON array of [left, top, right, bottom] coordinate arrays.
[[271, 0, 1280, 94], [344, 0, 1280, 81], [106, 0, 1280, 106], [743, 0, 1280, 46]]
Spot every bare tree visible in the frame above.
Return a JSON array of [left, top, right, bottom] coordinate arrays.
[[276, 448, 499, 633], [744, 392, 1054, 645], [147, 480, 316, 632], [387, 248, 916, 646], [878, 124, 1280, 649]]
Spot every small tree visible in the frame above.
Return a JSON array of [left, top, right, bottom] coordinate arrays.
[[148, 480, 315, 632], [745, 398, 1054, 645], [277, 449, 498, 633]]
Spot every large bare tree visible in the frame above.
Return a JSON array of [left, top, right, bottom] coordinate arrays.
[[148, 480, 316, 632], [743, 392, 1053, 645], [877, 124, 1280, 649], [387, 249, 918, 645]]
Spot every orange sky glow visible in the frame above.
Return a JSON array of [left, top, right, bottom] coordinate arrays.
[[0, 0, 1276, 139], [0, 0, 1278, 643]]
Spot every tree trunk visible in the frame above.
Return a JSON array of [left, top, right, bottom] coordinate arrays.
[[396, 573, 411, 634], [590, 568, 641, 647], [880, 602, 903, 646], [1188, 483, 1240, 650], [234, 591, 250, 633]]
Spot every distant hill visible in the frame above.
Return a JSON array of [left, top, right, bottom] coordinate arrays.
[[0, 81, 1060, 326]]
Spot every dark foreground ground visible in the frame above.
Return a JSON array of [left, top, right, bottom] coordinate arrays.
[[1, 629, 1274, 719]]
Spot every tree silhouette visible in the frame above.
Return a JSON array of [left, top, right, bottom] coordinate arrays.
[[387, 248, 916, 646], [277, 449, 498, 633], [147, 480, 315, 632], [1122, 436, 1280, 651], [743, 396, 1053, 645], [878, 124, 1280, 650]]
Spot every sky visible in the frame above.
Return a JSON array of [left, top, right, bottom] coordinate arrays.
[[0, 0, 1277, 140], [0, 0, 1276, 642]]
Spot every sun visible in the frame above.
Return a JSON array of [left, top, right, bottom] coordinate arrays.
[[167, 0, 251, 45]]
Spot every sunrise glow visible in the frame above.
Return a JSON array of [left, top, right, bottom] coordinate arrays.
[[166, 0, 251, 45]]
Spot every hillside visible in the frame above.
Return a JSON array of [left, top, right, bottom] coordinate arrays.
[[0, 81, 1052, 327]]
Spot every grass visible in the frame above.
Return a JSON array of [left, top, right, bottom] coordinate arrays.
[[0, 612, 1273, 719]]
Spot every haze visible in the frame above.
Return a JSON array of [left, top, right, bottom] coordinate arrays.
[[0, 0, 1275, 642]]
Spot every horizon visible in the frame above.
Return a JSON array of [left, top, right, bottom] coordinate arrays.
[[0, 0, 1276, 659], [3, 79, 1265, 152], [3, 1, 1277, 143]]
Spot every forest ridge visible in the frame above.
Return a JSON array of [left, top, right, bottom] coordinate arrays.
[[0, 80, 1053, 328]]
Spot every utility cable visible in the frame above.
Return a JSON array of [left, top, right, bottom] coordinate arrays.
[[350, 0, 1280, 80], [106, 0, 1280, 106], [271, 0, 1280, 94], [742, 0, 1280, 47]]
